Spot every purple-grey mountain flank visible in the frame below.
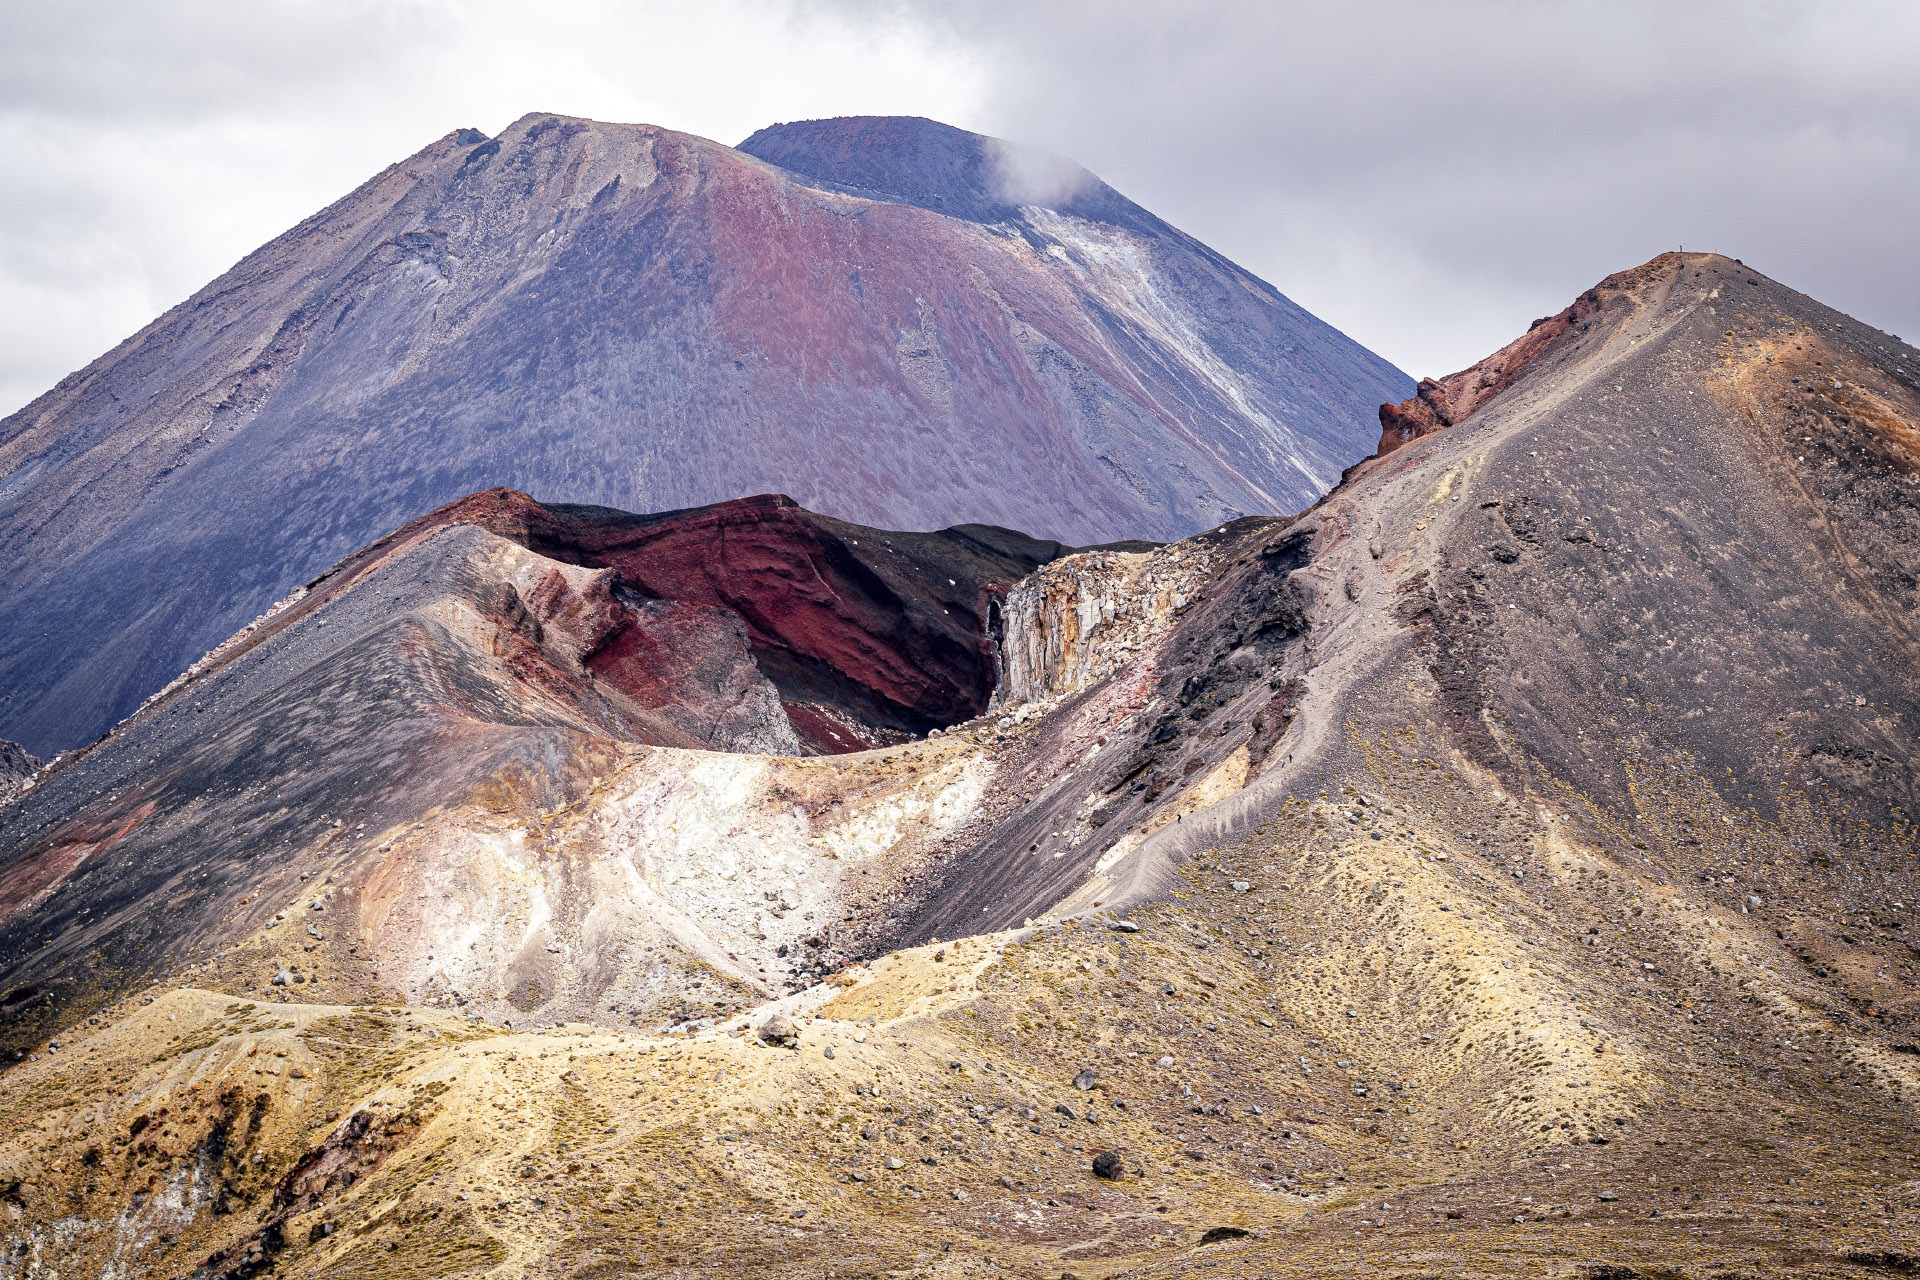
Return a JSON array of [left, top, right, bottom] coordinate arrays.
[[0, 113, 1406, 757]]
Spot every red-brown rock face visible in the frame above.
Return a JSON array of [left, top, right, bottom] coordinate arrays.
[[341, 487, 1070, 752], [1376, 265, 1623, 454]]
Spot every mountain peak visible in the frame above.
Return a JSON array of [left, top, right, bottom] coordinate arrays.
[[1376, 249, 1777, 456], [738, 114, 1117, 225]]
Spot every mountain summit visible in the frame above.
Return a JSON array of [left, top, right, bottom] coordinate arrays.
[[0, 112, 1406, 755], [739, 115, 1113, 225]]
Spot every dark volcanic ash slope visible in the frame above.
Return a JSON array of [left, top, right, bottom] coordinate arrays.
[[1368, 251, 1920, 823], [890, 244, 1920, 948], [0, 112, 1406, 757]]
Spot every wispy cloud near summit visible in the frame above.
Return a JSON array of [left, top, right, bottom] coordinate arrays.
[[821, 0, 1920, 377], [982, 136, 1094, 208]]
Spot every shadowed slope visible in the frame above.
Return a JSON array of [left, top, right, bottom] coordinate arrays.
[[1366, 252, 1920, 822]]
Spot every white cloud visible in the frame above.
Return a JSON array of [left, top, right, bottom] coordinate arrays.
[[982, 135, 1093, 207]]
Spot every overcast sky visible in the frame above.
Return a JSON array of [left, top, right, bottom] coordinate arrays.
[[3, 0, 1916, 416]]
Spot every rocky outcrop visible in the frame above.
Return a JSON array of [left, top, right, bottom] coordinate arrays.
[[0, 740, 36, 798], [1376, 264, 1623, 454], [988, 541, 1217, 711]]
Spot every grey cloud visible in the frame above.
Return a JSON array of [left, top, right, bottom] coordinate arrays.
[[982, 135, 1095, 206], [0, 1, 425, 122], [823, 0, 1920, 375]]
